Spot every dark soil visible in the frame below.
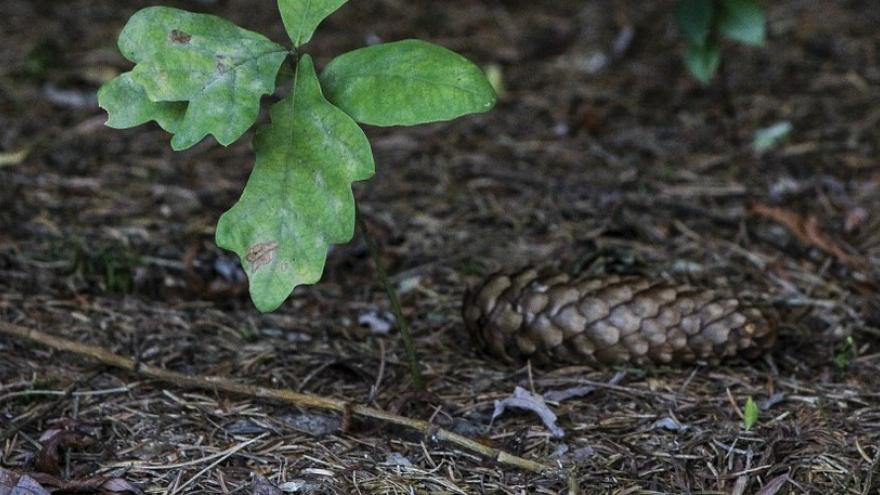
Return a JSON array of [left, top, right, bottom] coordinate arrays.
[[2, 0, 880, 493]]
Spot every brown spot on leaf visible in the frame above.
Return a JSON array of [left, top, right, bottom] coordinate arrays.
[[247, 241, 279, 272], [169, 29, 192, 44]]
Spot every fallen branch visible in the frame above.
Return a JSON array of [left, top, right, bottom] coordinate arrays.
[[0, 321, 552, 473]]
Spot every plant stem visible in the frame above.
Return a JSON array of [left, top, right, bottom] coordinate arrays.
[[356, 213, 425, 392]]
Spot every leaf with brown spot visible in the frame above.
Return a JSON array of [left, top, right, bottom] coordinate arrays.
[[216, 55, 374, 312], [111, 6, 288, 150]]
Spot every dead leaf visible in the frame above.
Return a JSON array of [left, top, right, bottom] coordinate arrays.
[[357, 309, 394, 335], [844, 207, 868, 233], [35, 430, 96, 476], [0, 468, 50, 495], [98, 478, 144, 494], [492, 386, 564, 438], [250, 475, 282, 495], [30, 472, 143, 494], [750, 202, 866, 268], [0, 467, 141, 495], [755, 474, 789, 495]]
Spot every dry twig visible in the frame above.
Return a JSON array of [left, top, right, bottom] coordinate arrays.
[[0, 321, 552, 474]]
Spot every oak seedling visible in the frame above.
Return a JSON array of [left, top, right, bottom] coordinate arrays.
[[99, 1, 496, 312]]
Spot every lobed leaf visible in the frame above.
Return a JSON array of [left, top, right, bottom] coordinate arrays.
[[216, 55, 375, 312], [278, 0, 347, 47], [117, 6, 288, 150], [675, 0, 715, 46], [719, 0, 765, 46], [320, 39, 496, 127], [98, 72, 186, 133], [685, 41, 721, 84]]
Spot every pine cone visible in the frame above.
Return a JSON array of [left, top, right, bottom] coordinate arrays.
[[462, 268, 777, 367]]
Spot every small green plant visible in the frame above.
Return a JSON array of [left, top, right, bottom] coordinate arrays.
[[675, 0, 766, 84], [47, 238, 139, 294], [99, 2, 496, 312], [833, 336, 857, 370], [742, 396, 759, 430]]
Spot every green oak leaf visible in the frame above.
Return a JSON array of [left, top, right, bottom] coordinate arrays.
[[278, 0, 347, 47], [719, 0, 765, 46], [320, 39, 497, 127], [216, 55, 375, 312], [117, 6, 288, 150], [685, 41, 721, 84], [675, 0, 715, 46], [98, 72, 186, 133]]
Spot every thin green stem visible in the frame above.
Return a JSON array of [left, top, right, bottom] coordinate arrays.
[[356, 213, 425, 392]]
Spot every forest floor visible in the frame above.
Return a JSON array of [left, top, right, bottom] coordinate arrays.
[[2, 0, 880, 493]]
